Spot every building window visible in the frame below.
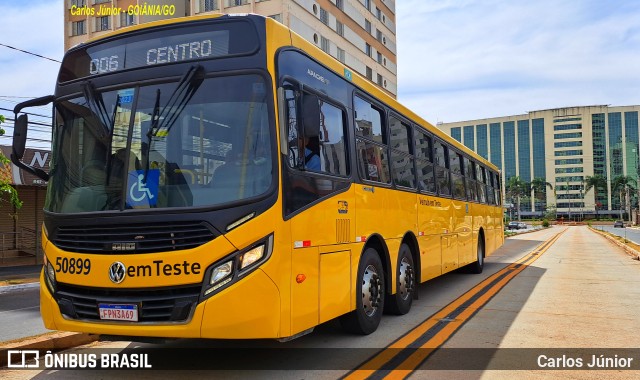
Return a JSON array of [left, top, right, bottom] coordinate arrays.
[[321, 36, 330, 53], [120, 12, 135, 27], [71, 0, 86, 7], [366, 66, 372, 80], [337, 47, 345, 63], [364, 0, 371, 11], [94, 0, 109, 4], [336, 21, 344, 36], [320, 8, 328, 25], [365, 19, 371, 34], [269, 14, 282, 23], [97, 16, 110, 31], [201, 0, 219, 12], [226, 0, 248, 7], [336, 0, 343, 10], [376, 29, 382, 42], [377, 73, 383, 86], [376, 7, 382, 20], [365, 43, 371, 57], [377, 52, 382, 64], [71, 20, 86, 36]]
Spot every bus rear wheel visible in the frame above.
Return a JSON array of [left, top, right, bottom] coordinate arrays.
[[385, 243, 415, 315], [340, 247, 385, 335], [470, 237, 485, 274]]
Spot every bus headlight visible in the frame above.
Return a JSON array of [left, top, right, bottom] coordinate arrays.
[[202, 234, 273, 299], [43, 256, 56, 294], [210, 261, 233, 285], [239, 245, 264, 269]]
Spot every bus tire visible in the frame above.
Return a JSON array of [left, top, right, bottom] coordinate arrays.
[[340, 247, 385, 335], [385, 243, 415, 315], [470, 237, 485, 274]]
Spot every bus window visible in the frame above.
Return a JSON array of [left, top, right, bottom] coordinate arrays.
[[450, 152, 465, 199], [389, 116, 415, 189], [434, 141, 451, 197], [415, 130, 436, 193], [486, 170, 495, 205], [464, 157, 478, 202], [355, 96, 390, 183], [476, 164, 487, 203], [318, 101, 348, 176]]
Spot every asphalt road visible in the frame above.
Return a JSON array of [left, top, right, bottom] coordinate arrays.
[[0, 287, 48, 342], [592, 225, 640, 245]]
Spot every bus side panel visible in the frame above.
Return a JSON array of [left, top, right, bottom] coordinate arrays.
[[417, 234, 441, 282], [318, 249, 351, 324], [455, 201, 473, 267], [290, 246, 319, 334]]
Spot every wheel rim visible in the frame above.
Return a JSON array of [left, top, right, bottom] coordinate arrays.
[[398, 257, 414, 301], [362, 264, 382, 317]]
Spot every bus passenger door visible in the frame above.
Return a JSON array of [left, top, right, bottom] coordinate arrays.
[[280, 85, 354, 334]]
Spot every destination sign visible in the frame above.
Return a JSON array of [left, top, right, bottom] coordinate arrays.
[[59, 20, 258, 83]]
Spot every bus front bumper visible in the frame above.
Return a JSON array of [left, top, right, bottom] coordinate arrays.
[[41, 268, 281, 339]]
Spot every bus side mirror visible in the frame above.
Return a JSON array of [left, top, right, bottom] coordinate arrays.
[[302, 94, 320, 138], [10, 95, 55, 182], [12, 114, 28, 160]]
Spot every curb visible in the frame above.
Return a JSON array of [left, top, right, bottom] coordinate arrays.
[[589, 226, 640, 260], [0, 332, 99, 367], [0, 282, 40, 294]]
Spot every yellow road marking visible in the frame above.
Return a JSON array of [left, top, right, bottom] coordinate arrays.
[[343, 228, 566, 380]]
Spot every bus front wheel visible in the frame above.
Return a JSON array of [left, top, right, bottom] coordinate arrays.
[[385, 243, 415, 315], [340, 247, 385, 335]]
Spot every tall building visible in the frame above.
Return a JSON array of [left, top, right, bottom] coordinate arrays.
[[64, 0, 398, 97], [439, 105, 640, 219]]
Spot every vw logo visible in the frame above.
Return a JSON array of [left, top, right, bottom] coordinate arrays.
[[109, 262, 126, 284]]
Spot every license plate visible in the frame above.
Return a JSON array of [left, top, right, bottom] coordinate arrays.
[[98, 303, 138, 322]]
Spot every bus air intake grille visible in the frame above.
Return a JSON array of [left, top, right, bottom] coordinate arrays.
[[52, 222, 216, 254], [54, 283, 201, 323]]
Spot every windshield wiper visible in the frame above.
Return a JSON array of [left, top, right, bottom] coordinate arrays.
[[142, 65, 205, 181], [82, 81, 113, 136], [148, 65, 205, 137]]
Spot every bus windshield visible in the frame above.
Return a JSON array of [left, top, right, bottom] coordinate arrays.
[[47, 74, 273, 213]]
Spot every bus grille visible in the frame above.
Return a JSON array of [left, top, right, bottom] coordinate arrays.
[[52, 222, 216, 254], [55, 283, 201, 323]]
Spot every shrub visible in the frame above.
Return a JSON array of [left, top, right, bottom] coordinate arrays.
[[542, 219, 549, 228]]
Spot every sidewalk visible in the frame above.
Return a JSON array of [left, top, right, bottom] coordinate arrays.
[[0, 265, 41, 293], [0, 264, 99, 357]]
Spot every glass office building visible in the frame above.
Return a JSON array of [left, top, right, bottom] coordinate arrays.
[[440, 105, 640, 218]]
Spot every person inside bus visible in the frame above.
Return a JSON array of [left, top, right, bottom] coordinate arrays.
[[302, 135, 321, 171]]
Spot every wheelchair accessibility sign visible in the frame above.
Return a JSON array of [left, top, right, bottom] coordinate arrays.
[[126, 170, 160, 207]]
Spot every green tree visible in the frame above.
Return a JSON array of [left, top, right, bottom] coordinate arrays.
[[584, 175, 607, 220], [0, 115, 23, 209], [530, 177, 553, 217], [506, 176, 529, 221], [611, 175, 636, 221]]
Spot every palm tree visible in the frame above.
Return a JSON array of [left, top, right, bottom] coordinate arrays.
[[506, 176, 529, 221], [584, 175, 607, 220], [611, 175, 637, 221], [530, 177, 553, 218]]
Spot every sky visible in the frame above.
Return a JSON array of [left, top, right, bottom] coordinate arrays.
[[1, 0, 640, 147], [396, 0, 640, 123]]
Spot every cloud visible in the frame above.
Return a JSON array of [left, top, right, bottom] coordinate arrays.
[[396, 0, 640, 123]]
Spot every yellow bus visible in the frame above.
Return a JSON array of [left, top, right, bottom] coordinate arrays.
[[11, 14, 503, 340]]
